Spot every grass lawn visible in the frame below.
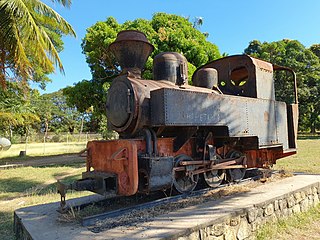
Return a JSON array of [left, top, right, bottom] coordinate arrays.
[[273, 139, 320, 173], [0, 142, 87, 159], [0, 164, 92, 240], [0, 138, 319, 239], [257, 204, 320, 240], [257, 138, 320, 239]]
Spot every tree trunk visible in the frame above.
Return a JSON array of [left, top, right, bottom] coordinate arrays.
[[80, 116, 84, 135], [79, 115, 84, 142], [310, 109, 317, 134], [0, 45, 7, 89], [44, 119, 49, 139], [310, 122, 316, 134], [25, 128, 29, 152], [9, 126, 13, 141]]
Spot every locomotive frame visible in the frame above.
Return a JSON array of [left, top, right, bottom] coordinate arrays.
[[58, 30, 298, 206]]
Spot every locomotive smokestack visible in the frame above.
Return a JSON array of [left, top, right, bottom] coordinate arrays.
[[109, 30, 154, 78]]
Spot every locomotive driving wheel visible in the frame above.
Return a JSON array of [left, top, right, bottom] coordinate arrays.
[[204, 155, 226, 188], [173, 154, 199, 194], [227, 150, 246, 182]]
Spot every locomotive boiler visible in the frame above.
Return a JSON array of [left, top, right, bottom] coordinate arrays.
[[58, 30, 298, 204]]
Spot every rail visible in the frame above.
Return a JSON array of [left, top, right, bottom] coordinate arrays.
[[81, 169, 263, 227]]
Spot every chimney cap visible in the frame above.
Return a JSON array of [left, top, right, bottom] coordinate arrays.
[[109, 30, 154, 77]]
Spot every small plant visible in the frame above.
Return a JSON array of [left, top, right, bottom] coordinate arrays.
[[57, 205, 78, 222]]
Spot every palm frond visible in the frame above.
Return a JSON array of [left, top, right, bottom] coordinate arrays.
[[28, 0, 76, 36], [0, 0, 76, 86], [0, 112, 20, 126], [50, 0, 72, 8]]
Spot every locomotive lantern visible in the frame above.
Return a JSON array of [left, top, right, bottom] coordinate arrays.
[[58, 30, 298, 205]]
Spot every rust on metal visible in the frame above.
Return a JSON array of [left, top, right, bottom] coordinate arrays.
[[153, 52, 188, 85], [59, 30, 299, 201], [87, 140, 139, 196], [108, 30, 154, 77]]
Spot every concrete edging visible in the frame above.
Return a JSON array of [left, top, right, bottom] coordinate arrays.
[[14, 174, 320, 240]]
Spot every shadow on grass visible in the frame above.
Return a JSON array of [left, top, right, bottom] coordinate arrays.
[[0, 175, 82, 201], [53, 172, 82, 183], [0, 165, 83, 199], [0, 177, 41, 196], [0, 210, 15, 240], [298, 134, 320, 140], [34, 174, 82, 196], [0, 153, 81, 165], [34, 163, 84, 169], [0, 156, 29, 165]]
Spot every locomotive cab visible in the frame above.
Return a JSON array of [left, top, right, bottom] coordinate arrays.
[[192, 55, 299, 150], [193, 55, 276, 99]]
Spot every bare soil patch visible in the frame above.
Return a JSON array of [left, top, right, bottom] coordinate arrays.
[[0, 154, 85, 168]]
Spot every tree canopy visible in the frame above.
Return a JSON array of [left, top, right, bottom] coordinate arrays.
[[64, 13, 221, 136], [33, 90, 84, 134], [82, 13, 221, 81], [0, 0, 78, 140], [0, 82, 40, 138], [0, 86, 88, 141], [244, 39, 320, 133], [0, 0, 76, 89]]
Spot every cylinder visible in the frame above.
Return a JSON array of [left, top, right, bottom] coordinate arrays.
[[153, 52, 188, 85], [192, 68, 218, 89]]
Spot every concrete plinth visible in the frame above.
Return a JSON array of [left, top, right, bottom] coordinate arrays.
[[14, 174, 320, 240]]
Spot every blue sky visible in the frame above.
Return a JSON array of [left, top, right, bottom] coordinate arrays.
[[36, 0, 320, 93]]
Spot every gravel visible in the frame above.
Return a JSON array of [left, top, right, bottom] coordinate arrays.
[[61, 170, 290, 233]]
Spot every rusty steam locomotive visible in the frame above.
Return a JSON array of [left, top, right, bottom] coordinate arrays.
[[58, 30, 298, 204]]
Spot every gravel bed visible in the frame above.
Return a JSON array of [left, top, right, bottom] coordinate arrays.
[[61, 170, 290, 233], [88, 182, 258, 233]]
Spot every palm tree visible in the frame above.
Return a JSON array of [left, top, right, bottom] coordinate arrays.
[[0, 0, 76, 88]]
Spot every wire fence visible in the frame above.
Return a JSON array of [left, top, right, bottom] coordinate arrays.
[[0, 133, 105, 158], [11, 132, 103, 144]]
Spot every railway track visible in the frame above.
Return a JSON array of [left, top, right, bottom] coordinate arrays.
[[76, 169, 266, 232]]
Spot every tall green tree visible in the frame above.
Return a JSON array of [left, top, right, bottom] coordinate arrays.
[[65, 13, 221, 136], [244, 39, 320, 133], [310, 44, 320, 59], [0, 82, 40, 139], [63, 80, 109, 134], [0, 0, 76, 88], [82, 13, 220, 81], [33, 90, 83, 134]]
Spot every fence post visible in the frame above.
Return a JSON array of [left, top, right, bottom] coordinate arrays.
[[67, 133, 69, 153], [43, 135, 46, 155]]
